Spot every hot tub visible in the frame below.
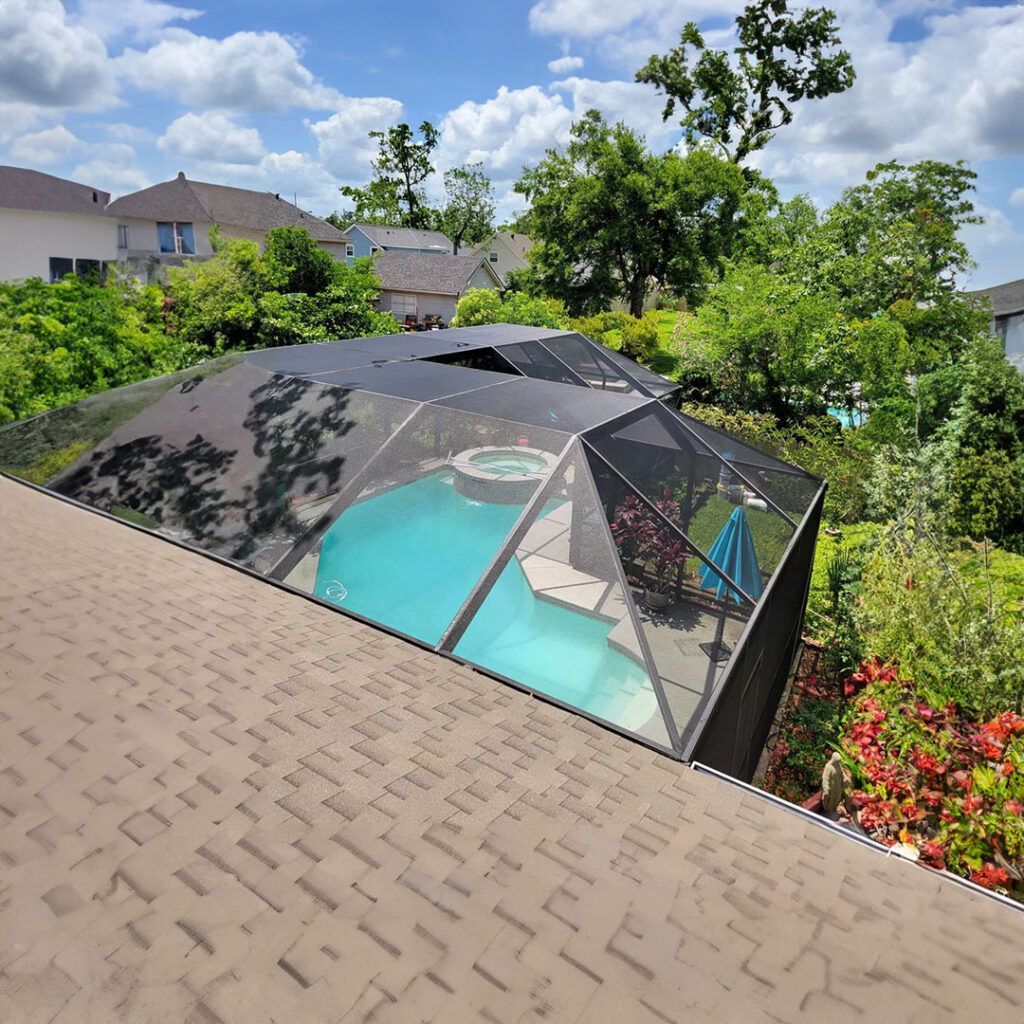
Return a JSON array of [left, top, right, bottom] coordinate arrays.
[[452, 445, 558, 504]]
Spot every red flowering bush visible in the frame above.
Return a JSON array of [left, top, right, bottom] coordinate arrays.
[[842, 659, 1024, 896]]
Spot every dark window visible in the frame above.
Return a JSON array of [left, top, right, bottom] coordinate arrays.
[[157, 222, 195, 254], [49, 257, 73, 282], [117, 224, 129, 249], [75, 259, 102, 281]]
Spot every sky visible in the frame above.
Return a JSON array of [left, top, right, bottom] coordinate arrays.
[[1, 0, 1023, 287]]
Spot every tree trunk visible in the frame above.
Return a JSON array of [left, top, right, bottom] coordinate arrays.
[[628, 277, 647, 318]]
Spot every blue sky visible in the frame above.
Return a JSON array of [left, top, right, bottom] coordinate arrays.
[[2, 0, 1022, 286]]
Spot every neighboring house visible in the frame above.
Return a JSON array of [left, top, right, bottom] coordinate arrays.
[[462, 231, 534, 286], [105, 172, 349, 281], [373, 251, 501, 323], [968, 277, 1024, 369], [344, 223, 453, 263], [0, 166, 116, 283]]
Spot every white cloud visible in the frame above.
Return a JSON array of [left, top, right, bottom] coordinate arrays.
[[548, 55, 584, 74], [74, 0, 202, 42], [72, 144, 150, 195], [306, 96, 405, 180], [1010, 188, 1024, 210], [117, 29, 345, 111], [158, 112, 266, 165], [0, 0, 117, 110], [10, 125, 84, 165]]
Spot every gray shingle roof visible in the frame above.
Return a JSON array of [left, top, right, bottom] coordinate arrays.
[[500, 231, 534, 260], [374, 251, 496, 295], [354, 223, 452, 251], [968, 277, 1024, 317], [0, 165, 109, 216], [105, 172, 347, 242]]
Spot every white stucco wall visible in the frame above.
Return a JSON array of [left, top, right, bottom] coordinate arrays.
[[0, 207, 118, 282]]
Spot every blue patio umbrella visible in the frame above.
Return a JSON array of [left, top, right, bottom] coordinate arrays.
[[697, 506, 764, 604]]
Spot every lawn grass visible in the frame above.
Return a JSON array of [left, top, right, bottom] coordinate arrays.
[[648, 310, 681, 378]]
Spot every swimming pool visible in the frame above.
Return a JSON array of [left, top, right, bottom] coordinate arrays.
[[469, 450, 550, 475], [313, 471, 658, 730]]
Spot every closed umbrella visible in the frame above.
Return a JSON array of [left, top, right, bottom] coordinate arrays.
[[698, 506, 763, 604]]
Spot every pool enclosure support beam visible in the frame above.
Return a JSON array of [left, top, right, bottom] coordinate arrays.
[[434, 436, 577, 654], [581, 439, 758, 609], [661, 405, 799, 529], [266, 403, 426, 582]]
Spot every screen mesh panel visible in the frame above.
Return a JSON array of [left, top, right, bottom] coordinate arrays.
[[494, 340, 587, 386], [597, 345, 679, 398], [541, 333, 641, 394], [451, 441, 674, 749], [301, 359, 511, 401], [284, 405, 570, 646], [23, 360, 419, 573], [584, 447, 753, 747], [587, 404, 796, 583]]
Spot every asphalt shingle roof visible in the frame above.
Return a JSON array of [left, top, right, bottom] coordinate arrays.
[[353, 223, 452, 251], [0, 165, 109, 216], [968, 277, 1024, 317], [374, 251, 495, 295], [1, 474, 1022, 1024], [105, 173, 347, 242]]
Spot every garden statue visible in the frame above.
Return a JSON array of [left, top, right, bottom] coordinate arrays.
[[822, 751, 844, 814]]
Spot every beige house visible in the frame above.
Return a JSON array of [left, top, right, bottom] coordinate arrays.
[[374, 251, 502, 325], [462, 231, 534, 286], [104, 172, 350, 281], [0, 166, 117, 283]]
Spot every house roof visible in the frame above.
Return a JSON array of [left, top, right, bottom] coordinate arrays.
[[1, 473, 1021, 1024], [374, 251, 498, 295], [499, 231, 534, 260], [968, 277, 1024, 317], [0, 165, 109, 216], [352, 223, 453, 251], [105, 172, 347, 242]]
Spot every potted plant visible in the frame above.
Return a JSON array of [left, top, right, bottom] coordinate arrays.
[[643, 537, 689, 609]]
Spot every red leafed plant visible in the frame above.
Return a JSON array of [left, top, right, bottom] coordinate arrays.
[[841, 659, 1024, 897]]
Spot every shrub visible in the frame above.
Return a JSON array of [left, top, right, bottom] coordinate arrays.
[[841, 662, 1024, 895], [451, 288, 567, 328]]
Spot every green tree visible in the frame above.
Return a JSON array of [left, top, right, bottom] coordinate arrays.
[[637, 0, 854, 163], [436, 163, 495, 253], [342, 122, 438, 228], [515, 110, 756, 316], [263, 225, 343, 295], [450, 288, 566, 329]]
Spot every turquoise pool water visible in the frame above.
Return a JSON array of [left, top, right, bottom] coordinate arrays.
[[314, 472, 658, 731], [470, 450, 548, 475]]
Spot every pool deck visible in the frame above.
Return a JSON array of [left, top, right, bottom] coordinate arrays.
[[2, 476, 1022, 1024]]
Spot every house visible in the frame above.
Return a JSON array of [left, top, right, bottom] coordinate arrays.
[[343, 223, 453, 263], [462, 230, 534, 286], [104, 172, 349, 280], [968, 277, 1024, 369], [0, 166, 117, 283], [373, 250, 502, 324]]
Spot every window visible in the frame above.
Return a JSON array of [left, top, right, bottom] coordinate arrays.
[[997, 312, 1024, 369], [370, 245, 381, 254], [117, 225, 129, 249], [49, 257, 73, 282], [157, 221, 196, 255], [488, 251, 499, 263], [345, 242, 355, 258], [75, 259, 102, 280], [391, 294, 417, 318]]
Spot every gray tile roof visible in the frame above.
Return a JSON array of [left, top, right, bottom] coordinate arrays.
[[500, 231, 534, 260], [1, 474, 1022, 1024], [105, 172, 347, 242], [354, 223, 453, 251], [968, 277, 1024, 317], [0, 165, 109, 216], [374, 251, 496, 295]]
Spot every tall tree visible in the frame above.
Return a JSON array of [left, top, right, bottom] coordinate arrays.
[[341, 122, 438, 228], [637, 0, 855, 163], [436, 163, 495, 253], [514, 110, 757, 316]]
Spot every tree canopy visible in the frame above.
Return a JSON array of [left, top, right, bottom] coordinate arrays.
[[514, 110, 762, 316], [637, 0, 855, 163], [436, 163, 495, 253], [341, 122, 439, 228]]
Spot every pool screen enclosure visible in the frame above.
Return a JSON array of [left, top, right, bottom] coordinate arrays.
[[0, 324, 825, 778]]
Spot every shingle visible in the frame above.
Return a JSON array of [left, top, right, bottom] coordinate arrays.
[[105, 172, 347, 242], [968, 278, 1024, 316], [354, 223, 453, 251], [374, 251, 493, 295], [1, 475, 1022, 1024], [0, 165, 109, 216]]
